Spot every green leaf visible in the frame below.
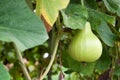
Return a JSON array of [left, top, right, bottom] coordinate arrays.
[[113, 65, 120, 76], [88, 9, 116, 30], [62, 50, 96, 76], [36, 0, 70, 26], [0, 0, 48, 51], [103, 0, 120, 16], [97, 22, 117, 47], [61, 4, 88, 29], [84, 0, 97, 9], [88, 9, 116, 47], [69, 72, 80, 80], [0, 63, 11, 80], [95, 51, 111, 72]]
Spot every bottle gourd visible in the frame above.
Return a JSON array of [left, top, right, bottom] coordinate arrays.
[[68, 22, 102, 62]]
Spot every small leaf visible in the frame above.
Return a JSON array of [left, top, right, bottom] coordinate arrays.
[[97, 22, 117, 47], [88, 9, 116, 30], [0, 63, 11, 80], [103, 0, 120, 16], [0, 0, 48, 51], [61, 4, 88, 29], [36, 0, 70, 26], [69, 72, 79, 80]]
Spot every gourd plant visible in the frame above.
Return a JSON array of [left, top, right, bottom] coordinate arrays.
[[0, 0, 120, 80]]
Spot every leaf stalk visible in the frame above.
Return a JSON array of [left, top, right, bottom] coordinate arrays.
[[13, 43, 31, 80], [39, 15, 62, 80]]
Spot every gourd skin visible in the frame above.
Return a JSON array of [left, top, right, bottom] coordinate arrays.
[[68, 22, 102, 62]]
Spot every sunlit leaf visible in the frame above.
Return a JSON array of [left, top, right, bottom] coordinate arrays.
[[36, 0, 70, 26], [69, 72, 79, 80]]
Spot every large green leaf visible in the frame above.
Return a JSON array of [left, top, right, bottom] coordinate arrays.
[[0, 63, 11, 80], [97, 22, 117, 47], [103, 0, 120, 16], [61, 4, 88, 29], [0, 0, 48, 51], [88, 9, 116, 30]]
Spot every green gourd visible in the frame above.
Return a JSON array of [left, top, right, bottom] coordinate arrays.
[[68, 22, 102, 62]]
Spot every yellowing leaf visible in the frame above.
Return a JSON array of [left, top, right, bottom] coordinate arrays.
[[36, 0, 70, 26]]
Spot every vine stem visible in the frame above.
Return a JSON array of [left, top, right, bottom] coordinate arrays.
[[81, 0, 84, 6], [39, 33, 61, 80], [13, 43, 31, 80]]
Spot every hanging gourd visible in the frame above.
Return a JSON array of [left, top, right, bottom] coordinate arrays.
[[68, 22, 102, 62]]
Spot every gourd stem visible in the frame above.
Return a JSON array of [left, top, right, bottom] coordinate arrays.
[[81, 0, 84, 6], [39, 15, 62, 80], [39, 34, 61, 80], [83, 22, 92, 32]]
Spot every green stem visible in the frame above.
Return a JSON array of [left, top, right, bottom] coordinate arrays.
[[39, 13, 62, 80], [81, 0, 84, 6], [39, 34, 61, 80], [13, 43, 31, 80]]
